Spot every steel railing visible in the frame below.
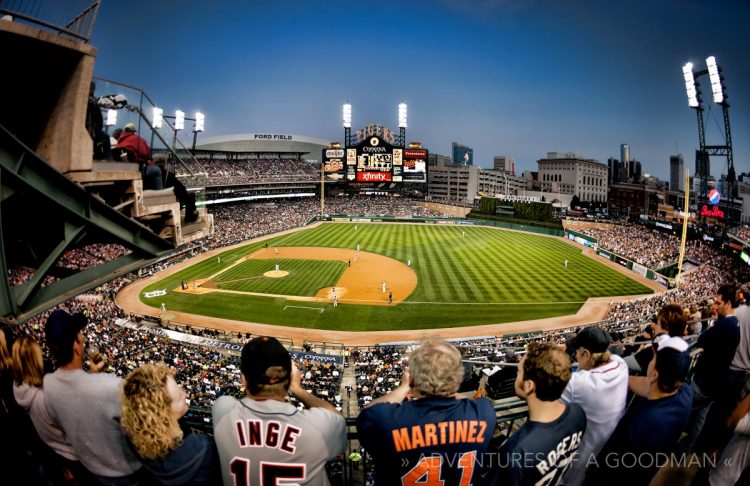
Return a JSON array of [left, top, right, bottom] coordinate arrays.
[[0, 0, 101, 42]]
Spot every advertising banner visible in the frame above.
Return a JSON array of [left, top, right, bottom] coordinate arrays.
[[326, 149, 344, 158], [289, 351, 342, 364], [631, 262, 647, 277], [324, 159, 343, 172], [356, 171, 392, 182]]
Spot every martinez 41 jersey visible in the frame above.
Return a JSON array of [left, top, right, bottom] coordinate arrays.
[[212, 396, 346, 486], [357, 396, 496, 485]]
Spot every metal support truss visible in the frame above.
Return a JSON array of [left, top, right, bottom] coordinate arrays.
[[0, 125, 174, 324]]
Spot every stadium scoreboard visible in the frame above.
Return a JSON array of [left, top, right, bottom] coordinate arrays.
[[322, 131, 428, 192]]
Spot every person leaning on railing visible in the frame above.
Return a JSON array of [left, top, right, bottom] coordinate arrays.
[[357, 339, 496, 486], [114, 123, 163, 191]]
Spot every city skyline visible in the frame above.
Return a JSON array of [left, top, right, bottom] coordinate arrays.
[[91, 0, 749, 181]]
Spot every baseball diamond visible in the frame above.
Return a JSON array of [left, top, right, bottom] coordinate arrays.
[[121, 222, 656, 334]]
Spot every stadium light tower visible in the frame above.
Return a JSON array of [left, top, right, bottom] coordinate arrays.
[[681, 56, 737, 227], [705, 56, 724, 104], [149, 107, 164, 151], [395, 101, 407, 147], [105, 109, 117, 131], [705, 55, 735, 205], [343, 102, 353, 145], [343, 103, 352, 128], [682, 63, 701, 108], [152, 107, 163, 129], [192, 111, 205, 151], [174, 110, 185, 131]]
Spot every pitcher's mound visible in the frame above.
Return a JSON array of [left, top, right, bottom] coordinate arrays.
[[263, 270, 289, 278]]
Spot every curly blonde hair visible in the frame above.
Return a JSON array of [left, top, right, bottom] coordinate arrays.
[[121, 364, 182, 460], [0, 330, 12, 377], [409, 339, 464, 396], [12, 336, 44, 387]]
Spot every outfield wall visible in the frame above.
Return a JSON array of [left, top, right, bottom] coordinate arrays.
[[312, 215, 565, 237]]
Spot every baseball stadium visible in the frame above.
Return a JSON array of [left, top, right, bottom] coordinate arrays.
[[1, 2, 749, 485]]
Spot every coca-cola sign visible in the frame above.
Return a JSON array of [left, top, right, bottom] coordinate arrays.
[[700, 205, 724, 218]]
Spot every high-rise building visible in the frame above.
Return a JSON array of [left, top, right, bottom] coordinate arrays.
[[621, 144, 630, 178], [607, 157, 620, 185], [670, 154, 684, 192], [451, 142, 473, 166], [428, 153, 451, 167], [631, 161, 642, 183], [493, 156, 514, 174], [537, 152, 607, 203], [427, 166, 525, 203]]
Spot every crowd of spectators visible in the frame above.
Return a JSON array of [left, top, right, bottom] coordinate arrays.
[[177, 158, 319, 187], [351, 346, 407, 406], [205, 197, 442, 249], [577, 223, 714, 269], [729, 224, 750, 244], [56, 244, 132, 272], [4, 198, 750, 483]]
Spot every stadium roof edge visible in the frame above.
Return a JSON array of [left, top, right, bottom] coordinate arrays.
[[197, 133, 332, 148]]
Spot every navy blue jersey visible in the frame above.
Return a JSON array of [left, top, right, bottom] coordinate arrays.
[[488, 402, 587, 486], [357, 396, 496, 485]]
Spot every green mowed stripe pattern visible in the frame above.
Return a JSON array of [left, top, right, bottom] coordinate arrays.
[[140, 223, 653, 331], [213, 259, 345, 296], [273, 223, 649, 302]]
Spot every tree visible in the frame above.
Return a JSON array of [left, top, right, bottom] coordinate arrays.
[[570, 195, 580, 209]]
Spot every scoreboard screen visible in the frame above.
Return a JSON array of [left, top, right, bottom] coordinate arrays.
[[322, 148, 344, 181], [322, 134, 428, 191], [403, 149, 427, 182]]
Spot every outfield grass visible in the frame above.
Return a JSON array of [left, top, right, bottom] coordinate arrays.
[[140, 223, 653, 331], [213, 259, 346, 296]]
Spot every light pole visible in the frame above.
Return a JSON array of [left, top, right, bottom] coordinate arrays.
[[105, 109, 117, 134], [160, 110, 205, 156], [150, 106, 163, 152], [192, 112, 205, 151]]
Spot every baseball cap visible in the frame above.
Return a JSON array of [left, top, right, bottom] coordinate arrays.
[[655, 336, 691, 385], [241, 336, 291, 386], [45, 310, 87, 357], [566, 326, 611, 354], [124, 122, 137, 132]]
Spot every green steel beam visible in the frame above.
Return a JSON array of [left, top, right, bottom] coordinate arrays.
[[16, 221, 85, 308], [9, 253, 158, 325], [0, 125, 175, 324]]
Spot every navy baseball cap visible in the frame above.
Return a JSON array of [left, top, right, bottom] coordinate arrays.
[[241, 336, 291, 386], [567, 326, 611, 354], [45, 310, 87, 356], [655, 336, 691, 385]]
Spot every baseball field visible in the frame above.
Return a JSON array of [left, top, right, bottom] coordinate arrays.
[[132, 223, 654, 332]]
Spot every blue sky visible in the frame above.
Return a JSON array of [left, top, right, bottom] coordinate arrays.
[[91, 0, 749, 181]]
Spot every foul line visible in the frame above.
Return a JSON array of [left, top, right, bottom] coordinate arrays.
[[214, 275, 265, 285], [284, 305, 325, 313]]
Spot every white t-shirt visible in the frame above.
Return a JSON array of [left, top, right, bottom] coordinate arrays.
[[561, 354, 629, 485], [212, 396, 346, 486], [730, 305, 750, 372]]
